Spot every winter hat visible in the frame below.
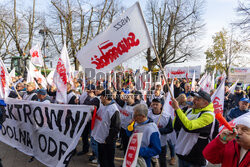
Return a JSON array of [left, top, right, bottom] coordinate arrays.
[[235, 113, 250, 128]]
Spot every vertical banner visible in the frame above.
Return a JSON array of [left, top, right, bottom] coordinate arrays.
[[211, 78, 225, 115], [0, 98, 92, 167], [123, 133, 143, 167]]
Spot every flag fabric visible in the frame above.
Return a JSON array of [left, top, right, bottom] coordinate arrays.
[[26, 66, 39, 88], [211, 78, 225, 115], [30, 44, 44, 67], [47, 70, 55, 86], [53, 44, 72, 104], [0, 58, 10, 98], [76, 2, 153, 72], [200, 74, 211, 93], [228, 79, 239, 94], [163, 80, 174, 119], [210, 69, 216, 90], [29, 62, 47, 88], [198, 72, 207, 85], [191, 70, 196, 91]]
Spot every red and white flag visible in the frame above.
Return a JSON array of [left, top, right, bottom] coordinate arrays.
[[163, 80, 174, 119], [30, 44, 44, 67], [76, 2, 153, 72], [211, 78, 225, 115], [123, 133, 143, 167], [200, 74, 211, 93], [191, 70, 196, 91], [0, 58, 10, 98], [29, 62, 47, 88], [53, 44, 72, 104], [229, 79, 239, 94]]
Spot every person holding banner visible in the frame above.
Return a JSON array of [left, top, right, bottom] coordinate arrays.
[[203, 114, 250, 167], [148, 99, 173, 167], [37, 89, 51, 103], [127, 104, 161, 167], [91, 89, 121, 167], [171, 90, 215, 167]]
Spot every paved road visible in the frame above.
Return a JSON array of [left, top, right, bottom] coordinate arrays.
[[0, 141, 219, 167]]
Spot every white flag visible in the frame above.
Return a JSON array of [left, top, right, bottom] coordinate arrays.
[[163, 80, 174, 119], [53, 44, 71, 104], [47, 70, 55, 86], [29, 62, 47, 88], [191, 70, 196, 91], [76, 2, 153, 72], [201, 74, 211, 93], [211, 78, 225, 115], [9, 68, 15, 79], [30, 44, 44, 67], [229, 79, 239, 94], [210, 69, 216, 90], [198, 72, 207, 85], [0, 58, 10, 98]]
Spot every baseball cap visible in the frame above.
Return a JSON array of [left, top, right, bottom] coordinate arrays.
[[240, 98, 250, 103], [191, 90, 211, 103], [100, 89, 112, 97], [37, 89, 47, 95]]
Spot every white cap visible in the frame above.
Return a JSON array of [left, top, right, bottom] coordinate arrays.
[[235, 113, 250, 128]]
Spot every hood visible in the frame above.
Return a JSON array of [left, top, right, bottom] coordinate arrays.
[[192, 102, 214, 114]]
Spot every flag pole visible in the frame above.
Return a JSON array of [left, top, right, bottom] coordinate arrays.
[[152, 45, 174, 98]]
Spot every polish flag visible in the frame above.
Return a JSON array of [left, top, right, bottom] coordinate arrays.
[[53, 44, 72, 104], [30, 44, 44, 67]]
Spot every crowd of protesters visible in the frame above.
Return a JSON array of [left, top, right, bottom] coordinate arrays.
[[0, 71, 249, 167]]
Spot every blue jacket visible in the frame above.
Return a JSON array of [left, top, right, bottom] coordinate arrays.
[[226, 107, 249, 121], [126, 119, 161, 167]]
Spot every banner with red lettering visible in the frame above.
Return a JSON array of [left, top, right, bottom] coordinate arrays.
[[30, 44, 44, 67], [123, 133, 143, 167], [53, 44, 72, 104], [211, 78, 225, 115], [76, 2, 153, 72], [165, 66, 201, 79]]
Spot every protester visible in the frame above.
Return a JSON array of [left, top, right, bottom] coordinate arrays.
[[171, 89, 215, 167], [127, 104, 161, 167], [114, 92, 139, 154], [224, 85, 234, 116], [67, 82, 78, 104], [232, 86, 245, 107], [148, 98, 173, 167], [91, 89, 121, 167], [22, 82, 38, 101], [203, 114, 250, 166], [181, 83, 191, 97], [226, 98, 249, 121], [37, 89, 51, 103]]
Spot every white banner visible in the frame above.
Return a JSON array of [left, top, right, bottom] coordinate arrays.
[[76, 2, 152, 72], [30, 44, 44, 67], [165, 66, 201, 79], [211, 78, 225, 115], [0, 98, 92, 167], [123, 133, 143, 167]]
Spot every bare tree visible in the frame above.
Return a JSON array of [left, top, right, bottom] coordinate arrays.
[[145, 0, 205, 71]]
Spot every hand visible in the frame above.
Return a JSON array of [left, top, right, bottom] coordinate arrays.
[[112, 91, 117, 99], [219, 128, 237, 144], [171, 97, 180, 110]]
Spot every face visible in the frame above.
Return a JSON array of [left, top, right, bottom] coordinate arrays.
[[236, 124, 250, 149], [126, 94, 134, 105], [100, 95, 106, 105], [37, 94, 46, 100], [27, 85, 35, 92], [192, 96, 208, 109], [154, 90, 160, 97], [185, 85, 190, 91], [133, 114, 145, 124], [239, 101, 249, 111], [151, 102, 162, 114], [67, 83, 71, 92], [16, 84, 24, 91]]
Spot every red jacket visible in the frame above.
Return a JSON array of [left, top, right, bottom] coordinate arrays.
[[203, 137, 250, 167]]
